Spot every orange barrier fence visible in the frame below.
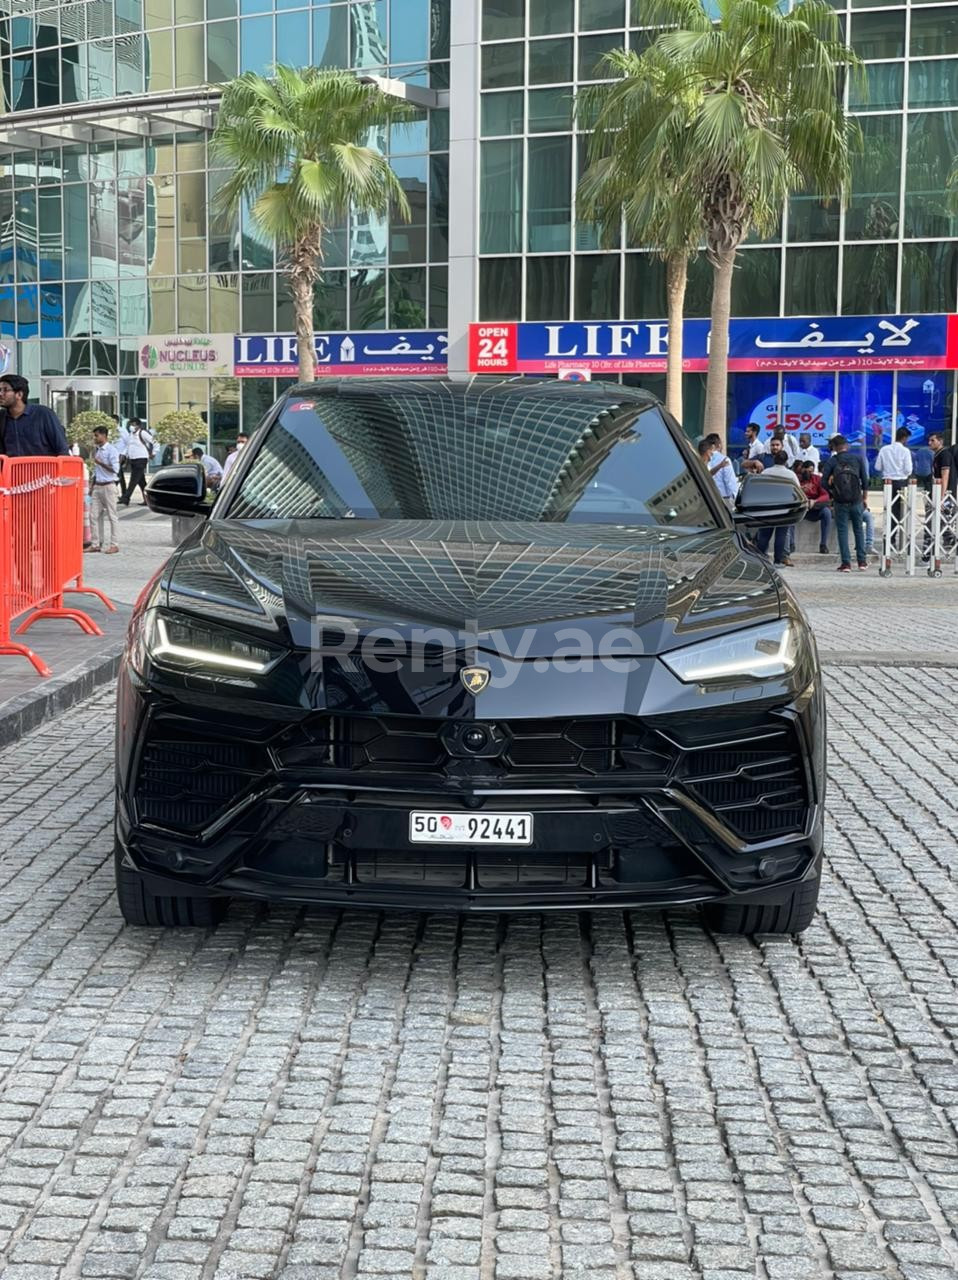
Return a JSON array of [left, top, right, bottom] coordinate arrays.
[[0, 455, 116, 677]]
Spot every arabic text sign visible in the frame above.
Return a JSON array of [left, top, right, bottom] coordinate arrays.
[[234, 331, 449, 377], [469, 316, 957, 374], [137, 334, 233, 377]]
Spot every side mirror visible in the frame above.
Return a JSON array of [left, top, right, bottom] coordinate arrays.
[[733, 473, 808, 529], [145, 463, 209, 517]]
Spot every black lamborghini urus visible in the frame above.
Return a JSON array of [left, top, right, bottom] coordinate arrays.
[[115, 379, 824, 932]]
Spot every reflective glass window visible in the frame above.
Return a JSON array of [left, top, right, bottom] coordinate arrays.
[[529, 0, 570, 34], [726, 372, 779, 453], [148, 278, 176, 333], [479, 255, 521, 319], [429, 108, 449, 151], [90, 282, 117, 339], [145, 0, 172, 28], [350, 0, 387, 68], [529, 38, 573, 84], [732, 248, 781, 316], [578, 33, 622, 80], [526, 255, 569, 320], [89, 41, 116, 100], [276, 10, 309, 66], [241, 15, 273, 73], [36, 48, 60, 106], [847, 61, 903, 112], [390, 156, 428, 264], [391, 0, 429, 62], [242, 273, 274, 331], [846, 114, 900, 239], [480, 139, 523, 254], [429, 265, 447, 326], [242, 378, 276, 432], [177, 275, 208, 332], [314, 270, 348, 329], [89, 183, 118, 277], [623, 254, 666, 319], [528, 87, 572, 132], [177, 172, 207, 273], [482, 41, 523, 89], [841, 243, 897, 315], [849, 11, 904, 59], [527, 135, 571, 251], [580, 0, 625, 30], [787, 194, 839, 242], [175, 25, 205, 88], [208, 0, 237, 17], [391, 112, 428, 156], [482, 0, 524, 40], [911, 8, 958, 56], [37, 189, 62, 283], [117, 0, 144, 23], [11, 56, 36, 111], [207, 20, 238, 81], [11, 17, 34, 51], [909, 58, 958, 108], [780, 373, 837, 448], [175, 0, 203, 20], [119, 279, 147, 336], [901, 243, 958, 313], [210, 273, 240, 332], [905, 112, 958, 239], [429, 155, 449, 260], [350, 267, 386, 328], [146, 30, 174, 92], [63, 186, 89, 279], [389, 266, 427, 327], [482, 91, 524, 136], [784, 246, 838, 315], [574, 254, 618, 319], [313, 7, 348, 67]]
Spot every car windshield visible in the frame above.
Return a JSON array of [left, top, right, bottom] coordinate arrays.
[[228, 382, 717, 528]]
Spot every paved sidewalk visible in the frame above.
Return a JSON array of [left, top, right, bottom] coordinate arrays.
[[0, 508, 175, 741]]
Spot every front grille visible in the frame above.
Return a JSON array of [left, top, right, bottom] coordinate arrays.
[[274, 714, 671, 780], [680, 730, 807, 839], [136, 736, 267, 830]]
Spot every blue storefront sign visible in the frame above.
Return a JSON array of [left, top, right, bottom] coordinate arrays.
[[234, 330, 448, 377], [469, 314, 957, 375]]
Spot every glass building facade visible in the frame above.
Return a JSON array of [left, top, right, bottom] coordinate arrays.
[[0, 0, 957, 446]]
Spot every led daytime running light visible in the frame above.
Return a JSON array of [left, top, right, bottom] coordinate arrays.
[[152, 616, 273, 673]]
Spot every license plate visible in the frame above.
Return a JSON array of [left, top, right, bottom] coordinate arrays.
[[409, 812, 533, 845]]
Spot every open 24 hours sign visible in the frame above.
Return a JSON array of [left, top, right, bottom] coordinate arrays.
[[468, 315, 958, 375]]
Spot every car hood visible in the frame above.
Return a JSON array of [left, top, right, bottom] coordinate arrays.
[[162, 519, 782, 658]]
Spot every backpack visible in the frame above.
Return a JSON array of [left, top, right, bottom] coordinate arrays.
[[138, 427, 156, 460], [832, 455, 863, 504]]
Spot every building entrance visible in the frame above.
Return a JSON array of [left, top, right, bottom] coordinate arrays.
[[44, 380, 119, 442]]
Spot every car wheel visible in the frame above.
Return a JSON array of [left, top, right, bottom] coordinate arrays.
[[703, 865, 821, 936], [114, 847, 227, 927]]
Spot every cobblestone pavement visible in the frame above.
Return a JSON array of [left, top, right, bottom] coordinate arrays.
[[1, 615, 957, 1278]]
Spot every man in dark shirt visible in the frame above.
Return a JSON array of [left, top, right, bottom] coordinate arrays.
[[822, 433, 869, 571], [928, 433, 956, 497], [0, 375, 69, 457]]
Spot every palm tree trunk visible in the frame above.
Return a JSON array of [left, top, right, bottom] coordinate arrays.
[[704, 245, 736, 439], [290, 232, 320, 383], [665, 253, 687, 423]]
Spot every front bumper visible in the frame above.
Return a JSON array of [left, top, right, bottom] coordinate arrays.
[[115, 665, 826, 913]]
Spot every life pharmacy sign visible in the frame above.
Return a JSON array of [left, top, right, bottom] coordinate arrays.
[[137, 334, 234, 376], [234, 330, 449, 376], [468, 315, 958, 374]]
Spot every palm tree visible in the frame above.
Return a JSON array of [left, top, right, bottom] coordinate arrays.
[[211, 67, 411, 382], [628, 0, 860, 435], [578, 49, 703, 423]]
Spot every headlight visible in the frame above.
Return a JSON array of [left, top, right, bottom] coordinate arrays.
[[142, 610, 284, 676], [661, 620, 799, 684]]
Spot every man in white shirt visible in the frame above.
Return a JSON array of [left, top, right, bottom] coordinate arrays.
[[704, 433, 738, 507], [744, 423, 766, 460], [119, 417, 156, 506], [793, 432, 821, 468], [191, 446, 224, 489], [222, 432, 249, 479], [875, 426, 914, 541], [88, 426, 121, 554]]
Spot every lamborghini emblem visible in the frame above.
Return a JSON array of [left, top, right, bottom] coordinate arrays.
[[460, 666, 491, 695]]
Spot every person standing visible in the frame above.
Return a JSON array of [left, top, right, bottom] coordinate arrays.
[[928, 432, 955, 498], [222, 432, 249, 479], [701, 434, 737, 509], [794, 432, 821, 468], [88, 426, 121, 554], [822, 434, 869, 572], [119, 417, 156, 505], [752, 450, 802, 567], [874, 426, 913, 543], [912, 439, 934, 494], [0, 375, 69, 456]]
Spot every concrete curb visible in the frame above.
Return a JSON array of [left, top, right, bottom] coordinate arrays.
[[0, 641, 125, 751]]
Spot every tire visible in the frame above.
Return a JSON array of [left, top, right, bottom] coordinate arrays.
[[703, 865, 821, 936], [115, 848, 227, 927]]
